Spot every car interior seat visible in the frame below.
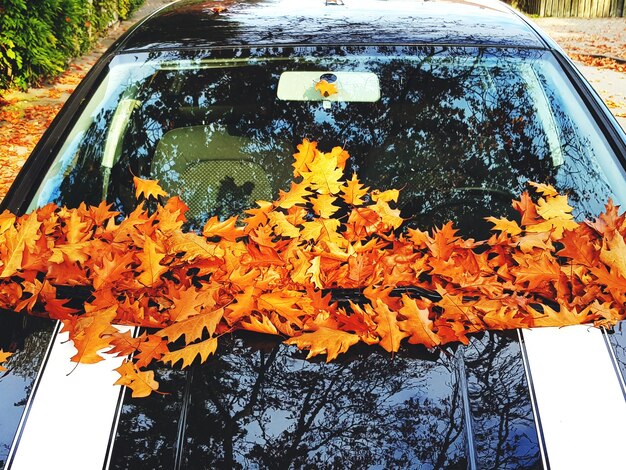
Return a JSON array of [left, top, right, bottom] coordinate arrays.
[[151, 124, 273, 222]]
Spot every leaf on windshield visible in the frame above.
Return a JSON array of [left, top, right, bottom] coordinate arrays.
[[1, 138, 626, 396], [0, 350, 13, 372], [315, 79, 338, 98], [133, 176, 168, 200]]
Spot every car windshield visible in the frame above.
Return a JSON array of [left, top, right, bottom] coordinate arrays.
[[32, 46, 626, 239], [17, 46, 626, 468]]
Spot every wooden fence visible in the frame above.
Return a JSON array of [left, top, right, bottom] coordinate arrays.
[[516, 0, 625, 16]]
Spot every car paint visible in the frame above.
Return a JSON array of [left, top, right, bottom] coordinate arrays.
[[3, 1, 626, 469]]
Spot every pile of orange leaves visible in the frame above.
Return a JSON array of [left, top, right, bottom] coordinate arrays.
[[2, 139, 626, 397]]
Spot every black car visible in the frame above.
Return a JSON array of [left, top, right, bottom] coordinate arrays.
[[2, 1, 626, 469]]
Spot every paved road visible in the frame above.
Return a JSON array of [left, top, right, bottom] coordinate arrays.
[[575, 63, 626, 129], [532, 17, 626, 130], [533, 17, 626, 61]]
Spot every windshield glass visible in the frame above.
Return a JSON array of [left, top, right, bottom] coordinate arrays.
[[22, 46, 625, 468], [31, 46, 626, 239]]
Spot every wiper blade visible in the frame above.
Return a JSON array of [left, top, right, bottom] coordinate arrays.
[[327, 286, 441, 303]]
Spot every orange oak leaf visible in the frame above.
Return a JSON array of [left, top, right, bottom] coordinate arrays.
[[0, 214, 41, 278], [557, 227, 599, 268], [224, 286, 257, 325], [285, 326, 360, 361], [243, 200, 273, 231], [276, 181, 313, 209], [160, 337, 218, 368], [240, 314, 280, 335], [156, 307, 224, 343], [133, 176, 168, 200], [135, 335, 170, 368], [69, 304, 117, 364], [373, 300, 409, 353], [114, 361, 159, 398], [137, 237, 168, 287], [398, 295, 441, 348], [315, 79, 338, 98], [0, 350, 13, 372], [258, 291, 306, 327], [530, 303, 594, 327], [202, 216, 243, 242]]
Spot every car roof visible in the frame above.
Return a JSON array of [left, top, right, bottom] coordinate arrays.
[[114, 0, 548, 53]]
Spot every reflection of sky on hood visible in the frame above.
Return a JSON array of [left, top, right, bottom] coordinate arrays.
[[0, 317, 54, 467], [0, 373, 30, 463]]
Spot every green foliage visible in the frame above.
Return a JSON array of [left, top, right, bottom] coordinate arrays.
[[0, 0, 145, 90]]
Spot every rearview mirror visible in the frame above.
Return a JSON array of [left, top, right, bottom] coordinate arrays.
[[277, 71, 380, 102]]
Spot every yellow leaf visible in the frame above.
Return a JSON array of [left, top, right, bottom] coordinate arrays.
[[277, 181, 313, 209], [373, 200, 403, 229], [268, 211, 300, 238], [528, 181, 558, 197], [301, 153, 343, 195], [306, 255, 323, 289], [327, 146, 350, 170], [311, 193, 340, 218], [371, 189, 399, 203], [486, 216, 522, 236], [341, 173, 369, 206], [600, 232, 626, 279], [300, 218, 341, 242], [292, 139, 318, 177], [536, 195, 574, 220], [0, 210, 16, 235]]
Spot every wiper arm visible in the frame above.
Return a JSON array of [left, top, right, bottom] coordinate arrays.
[[327, 286, 441, 303]]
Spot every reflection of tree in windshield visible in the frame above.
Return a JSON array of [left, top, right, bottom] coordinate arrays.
[[47, 46, 615, 240]]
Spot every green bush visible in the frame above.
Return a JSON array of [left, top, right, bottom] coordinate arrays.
[[0, 0, 145, 90]]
